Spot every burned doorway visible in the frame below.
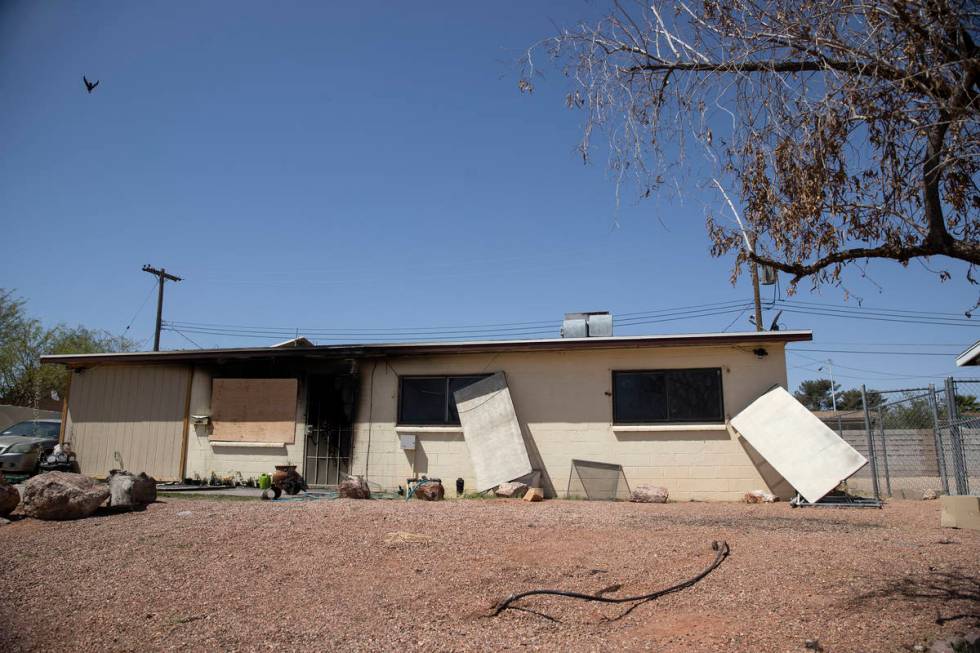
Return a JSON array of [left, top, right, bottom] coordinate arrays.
[[304, 375, 356, 487]]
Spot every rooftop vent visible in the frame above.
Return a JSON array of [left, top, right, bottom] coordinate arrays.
[[561, 311, 613, 338]]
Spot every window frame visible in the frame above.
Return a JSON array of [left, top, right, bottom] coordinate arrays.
[[397, 374, 492, 426], [611, 368, 725, 425]]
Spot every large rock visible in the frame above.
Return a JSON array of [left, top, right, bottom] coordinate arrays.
[[495, 481, 528, 498], [630, 485, 669, 503], [107, 470, 157, 508], [0, 473, 19, 517], [413, 481, 444, 501], [338, 477, 371, 499], [20, 472, 109, 520]]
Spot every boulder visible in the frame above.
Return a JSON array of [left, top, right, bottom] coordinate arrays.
[[20, 472, 109, 520], [495, 481, 529, 498], [0, 473, 19, 517], [413, 481, 444, 501], [744, 490, 776, 504], [338, 477, 371, 499], [107, 470, 157, 508], [523, 487, 544, 502], [631, 485, 669, 503]]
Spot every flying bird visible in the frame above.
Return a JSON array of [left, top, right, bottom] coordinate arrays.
[[83, 76, 99, 93]]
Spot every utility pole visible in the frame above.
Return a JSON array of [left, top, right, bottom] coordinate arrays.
[[142, 265, 182, 351], [749, 255, 764, 332]]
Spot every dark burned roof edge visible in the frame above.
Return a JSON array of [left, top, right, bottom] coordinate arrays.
[[41, 330, 813, 366]]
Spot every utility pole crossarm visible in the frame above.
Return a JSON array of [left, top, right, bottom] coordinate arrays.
[[142, 264, 183, 352], [142, 265, 183, 283]]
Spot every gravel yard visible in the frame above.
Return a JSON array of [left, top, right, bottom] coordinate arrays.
[[1, 497, 977, 652]]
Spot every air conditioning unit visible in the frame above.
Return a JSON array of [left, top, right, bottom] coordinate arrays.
[[561, 312, 613, 338]]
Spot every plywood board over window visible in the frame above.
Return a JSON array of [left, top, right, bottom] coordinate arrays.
[[210, 378, 298, 444]]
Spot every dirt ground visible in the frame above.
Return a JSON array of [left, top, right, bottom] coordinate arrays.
[[1, 497, 977, 652]]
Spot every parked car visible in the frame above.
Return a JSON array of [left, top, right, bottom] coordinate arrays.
[[0, 419, 62, 475]]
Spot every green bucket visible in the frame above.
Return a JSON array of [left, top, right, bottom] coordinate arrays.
[[257, 473, 272, 490]]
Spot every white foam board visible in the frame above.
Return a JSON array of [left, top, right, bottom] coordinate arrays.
[[454, 372, 532, 492], [730, 386, 867, 503]]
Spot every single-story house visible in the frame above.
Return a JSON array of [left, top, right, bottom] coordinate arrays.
[[956, 340, 980, 367], [41, 327, 812, 501]]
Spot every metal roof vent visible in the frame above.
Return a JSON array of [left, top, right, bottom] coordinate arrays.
[[561, 312, 613, 338]]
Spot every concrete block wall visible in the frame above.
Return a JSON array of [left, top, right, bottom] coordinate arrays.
[[183, 366, 306, 481], [350, 342, 789, 501]]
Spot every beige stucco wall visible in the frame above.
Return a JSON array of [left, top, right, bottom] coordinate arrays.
[[350, 342, 789, 501], [183, 366, 306, 481]]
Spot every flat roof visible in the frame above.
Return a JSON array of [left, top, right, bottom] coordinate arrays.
[[956, 340, 980, 367], [40, 330, 812, 366]]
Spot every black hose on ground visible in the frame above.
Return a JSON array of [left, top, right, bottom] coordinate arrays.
[[492, 540, 730, 617]]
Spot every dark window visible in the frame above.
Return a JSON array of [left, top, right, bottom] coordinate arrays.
[[398, 375, 489, 425], [612, 369, 723, 424]]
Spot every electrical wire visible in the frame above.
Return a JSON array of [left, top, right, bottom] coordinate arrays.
[[492, 541, 730, 620], [119, 281, 158, 339], [161, 327, 205, 349]]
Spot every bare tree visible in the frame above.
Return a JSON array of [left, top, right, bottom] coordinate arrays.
[[523, 0, 979, 293]]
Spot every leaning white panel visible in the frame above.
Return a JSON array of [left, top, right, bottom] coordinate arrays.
[[454, 372, 532, 492], [730, 386, 867, 503]]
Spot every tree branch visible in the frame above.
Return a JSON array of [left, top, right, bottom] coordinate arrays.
[[750, 237, 980, 284]]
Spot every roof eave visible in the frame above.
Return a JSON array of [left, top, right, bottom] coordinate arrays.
[[956, 340, 980, 367], [40, 330, 813, 367]]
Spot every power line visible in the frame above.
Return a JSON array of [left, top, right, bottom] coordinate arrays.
[[164, 299, 753, 335], [791, 347, 960, 357], [165, 327, 205, 349], [162, 305, 759, 342], [119, 280, 158, 340], [780, 298, 970, 318]]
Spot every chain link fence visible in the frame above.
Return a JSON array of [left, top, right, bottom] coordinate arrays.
[[819, 379, 980, 499]]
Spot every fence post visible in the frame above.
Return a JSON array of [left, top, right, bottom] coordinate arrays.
[[944, 377, 970, 495], [861, 385, 880, 500], [927, 384, 950, 495], [876, 406, 892, 497]]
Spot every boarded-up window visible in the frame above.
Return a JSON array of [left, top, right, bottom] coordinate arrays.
[[211, 378, 298, 443]]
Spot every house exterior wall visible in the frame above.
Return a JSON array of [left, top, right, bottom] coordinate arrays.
[[63, 364, 190, 481], [350, 343, 789, 501], [183, 366, 307, 481]]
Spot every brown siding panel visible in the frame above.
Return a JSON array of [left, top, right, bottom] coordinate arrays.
[[64, 365, 189, 481]]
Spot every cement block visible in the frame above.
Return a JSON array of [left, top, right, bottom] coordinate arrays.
[[940, 495, 980, 531]]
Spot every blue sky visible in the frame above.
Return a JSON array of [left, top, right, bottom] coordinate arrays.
[[1, 0, 977, 394]]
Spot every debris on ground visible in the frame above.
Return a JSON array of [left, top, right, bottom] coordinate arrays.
[[338, 476, 372, 499], [495, 481, 528, 498], [743, 490, 776, 504], [107, 470, 157, 508], [940, 495, 980, 531], [0, 473, 19, 517], [19, 471, 109, 520], [630, 484, 668, 503], [492, 540, 730, 619], [523, 487, 544, 502], [804, 638, 823, 651], [922, 489, 939, 500]]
